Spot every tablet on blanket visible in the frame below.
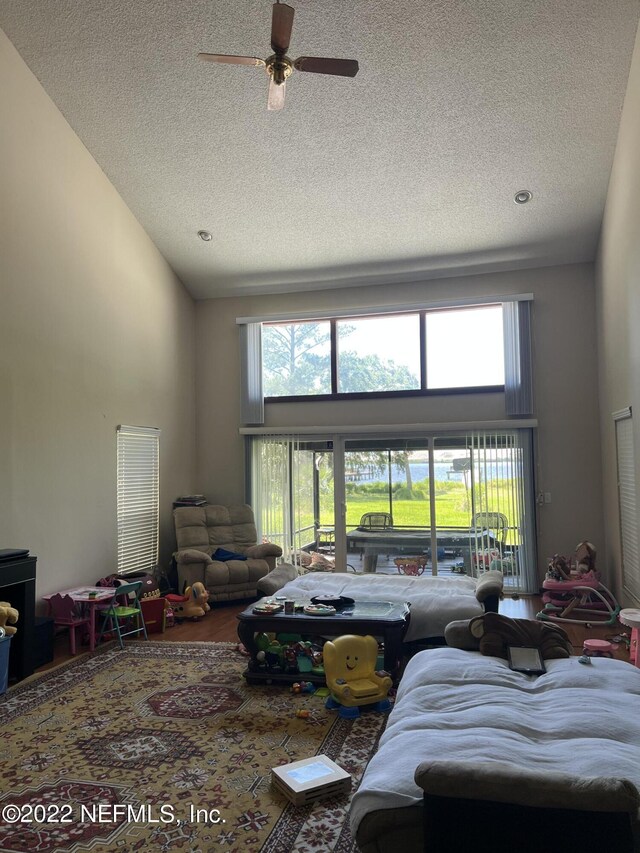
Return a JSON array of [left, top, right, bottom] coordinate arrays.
[[508, 646, 546, 674]]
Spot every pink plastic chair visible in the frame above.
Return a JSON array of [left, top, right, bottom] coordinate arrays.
[[47, 593, 91, 655]]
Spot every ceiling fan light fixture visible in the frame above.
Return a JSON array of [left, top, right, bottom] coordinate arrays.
[[514, 190, 533, 204], [267, 77, 286, 110]]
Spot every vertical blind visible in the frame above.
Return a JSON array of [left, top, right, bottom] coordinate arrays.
[[117, 424, 160, 575], [503, 300, 534, 416], [240, 322, 264, 425], [615, 409, 640, 602], [465, 429, 537, 592], [251, 434, 311, 562]]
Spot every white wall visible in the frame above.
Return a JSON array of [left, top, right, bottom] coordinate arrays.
[[0, 29, 197, 596], [196, 262, 602, 583], [595, 22, 640, 605]]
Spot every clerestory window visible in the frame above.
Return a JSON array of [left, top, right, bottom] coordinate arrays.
[[263, 304, 504, 400], [239, 296, 532, 422]]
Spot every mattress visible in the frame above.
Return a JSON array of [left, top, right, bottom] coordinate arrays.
[[275, 573, 489, 642], [350, 649, 640, 850]]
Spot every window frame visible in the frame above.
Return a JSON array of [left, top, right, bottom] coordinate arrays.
[[263, 305, 505, 403]]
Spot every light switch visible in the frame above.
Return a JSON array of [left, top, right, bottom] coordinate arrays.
[[544, 492, 552, 504]]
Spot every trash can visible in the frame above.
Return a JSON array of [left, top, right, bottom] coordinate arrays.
[[0, 632, 12, 695]]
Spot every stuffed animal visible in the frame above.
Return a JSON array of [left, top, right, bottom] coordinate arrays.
[[0, 601, 19, 636], [546, 554, 572, 581], [575, 541, 597, 575], [191, 581, 210, 613]]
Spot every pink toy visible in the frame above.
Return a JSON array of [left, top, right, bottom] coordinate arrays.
[[619, 609, 640, 667], [538, 576, 620, 625], [582, 639, 614, 658], [537, 542, 620, 627]]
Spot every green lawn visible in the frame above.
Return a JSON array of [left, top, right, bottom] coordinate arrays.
[[321, 480, 474, 528], [319, 479, 520, 543], [267, 478, 520, 548]]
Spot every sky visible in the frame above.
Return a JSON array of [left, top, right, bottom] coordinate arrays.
[[338, 305, 505, 387]]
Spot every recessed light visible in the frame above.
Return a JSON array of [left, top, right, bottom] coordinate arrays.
[[198, 230, 212, 241], [514, 190, 532, 204]]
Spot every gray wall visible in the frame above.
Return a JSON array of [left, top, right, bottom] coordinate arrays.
[[196, 262, 602, 584], [595, 24, 640, 605], [0, 30, 197, 596]]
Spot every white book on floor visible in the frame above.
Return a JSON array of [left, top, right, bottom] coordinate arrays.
[[271, 754, 351, 805]]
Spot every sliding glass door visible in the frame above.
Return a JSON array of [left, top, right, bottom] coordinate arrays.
[[250, 428, 537, 592]]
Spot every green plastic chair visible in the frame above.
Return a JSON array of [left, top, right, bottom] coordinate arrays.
[[96, 581, 148, 649]]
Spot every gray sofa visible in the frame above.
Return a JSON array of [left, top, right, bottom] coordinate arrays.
[[173, 504, 282, 602]]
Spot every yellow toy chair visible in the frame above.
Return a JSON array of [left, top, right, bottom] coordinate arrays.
[[323, 634, 392, 719]]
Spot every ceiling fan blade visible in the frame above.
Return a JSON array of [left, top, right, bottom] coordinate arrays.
[[293, 56, 359, 77], [267, 77, 286, 111], [271, 3, 294, 53], [198, 53, 265, 67]]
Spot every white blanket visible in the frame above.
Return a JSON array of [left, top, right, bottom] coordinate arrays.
[[350, 649, 640, 836], [277, 573, 485, 642]]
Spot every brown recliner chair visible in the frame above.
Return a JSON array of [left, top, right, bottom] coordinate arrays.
[[173, 504, 282, 602]]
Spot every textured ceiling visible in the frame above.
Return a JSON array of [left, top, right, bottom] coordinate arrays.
[[1, 0, 639, 299]]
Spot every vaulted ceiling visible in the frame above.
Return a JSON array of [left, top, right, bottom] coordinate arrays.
[[1, 0, 638, 298]]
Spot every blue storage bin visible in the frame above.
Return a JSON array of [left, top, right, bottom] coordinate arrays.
[[0, 635, 12, 694]]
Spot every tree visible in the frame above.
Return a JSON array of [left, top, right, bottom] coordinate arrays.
[[263, 323, 420, 493], [263, 322, 420, 396], [263, 323, 331, 396], [338, 351, 418, 393]]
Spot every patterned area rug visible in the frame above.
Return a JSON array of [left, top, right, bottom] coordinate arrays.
[[0, 642, 387, 852]]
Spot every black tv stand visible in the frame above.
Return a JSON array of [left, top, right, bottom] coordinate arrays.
[[0, 554, 37, 682]]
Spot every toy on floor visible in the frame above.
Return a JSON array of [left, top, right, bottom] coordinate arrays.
[[323, 634, 392, 719], [619, 609, 640, 667], [165, 585, 208, 621], [582, 639, 614, 658], [191, 581, 210, 613], [0, 602, 19, 636], [537, 542, 620, 626], [291, 680, 316, 694]]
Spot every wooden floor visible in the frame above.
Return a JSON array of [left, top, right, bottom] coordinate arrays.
[[38, 592, 632, 673]]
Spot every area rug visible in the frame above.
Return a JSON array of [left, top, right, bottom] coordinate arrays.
[[0, 642, 388, 852]]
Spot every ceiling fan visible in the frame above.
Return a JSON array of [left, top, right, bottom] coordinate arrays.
[[198, 1, 359, 111]]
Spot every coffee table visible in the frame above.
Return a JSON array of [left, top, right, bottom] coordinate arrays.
[[237, 598, 411, 686]]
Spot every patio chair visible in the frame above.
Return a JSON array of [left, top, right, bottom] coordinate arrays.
[[359, 512, 393, 529], [357, 513, 394, 563], [470, 512, 509, 572]]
